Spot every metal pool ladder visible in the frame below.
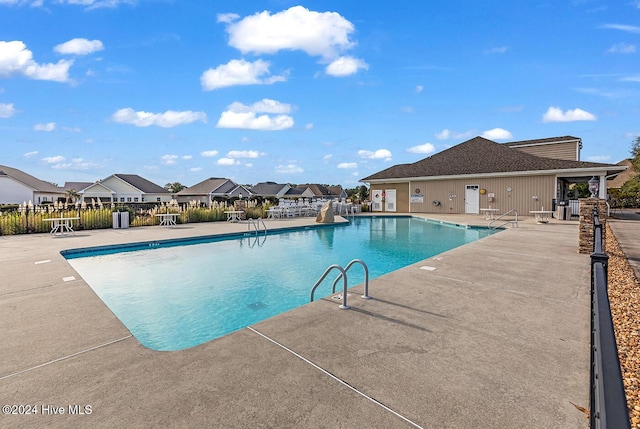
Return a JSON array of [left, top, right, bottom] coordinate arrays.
[[247, 217, 267, 236], [488, 209, 518, 229], [309, 259, 371, 309]]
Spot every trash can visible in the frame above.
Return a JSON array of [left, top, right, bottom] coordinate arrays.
[[556, 205, 571, 220], [112, 211, 130, 229]]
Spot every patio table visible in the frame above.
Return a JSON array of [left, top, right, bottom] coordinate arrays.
[[44, 216, 80, 236]]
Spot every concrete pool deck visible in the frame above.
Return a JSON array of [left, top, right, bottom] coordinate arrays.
[[0, 213, 620, 428]]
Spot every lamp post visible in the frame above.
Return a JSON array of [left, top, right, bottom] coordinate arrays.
[[588, 176, 600, 198]]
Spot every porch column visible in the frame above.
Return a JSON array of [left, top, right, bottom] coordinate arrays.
[[598, 174, 607, 199]]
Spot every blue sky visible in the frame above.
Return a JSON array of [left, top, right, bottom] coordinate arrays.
[[1, 1, 639, 189]]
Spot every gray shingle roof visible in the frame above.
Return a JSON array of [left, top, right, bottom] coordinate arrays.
[[362, 136, 621, 181], [63, 182, 93, 192], [177, 178, 230, 195], [0, 165, 63, 193], [114, 174, 169, 194], [251, 182, 289, 196]]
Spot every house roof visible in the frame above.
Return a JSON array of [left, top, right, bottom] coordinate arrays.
[[295, 183, 330, 197], [177, 178, 251, 198], [251, 182, 289, 196], [113, 174, 169, 194], [362, 136, 623, 182], [177, 178, 230, 195], [327, 185, 345, 196], [607, 159, 637, 189], [0, 164, 63, 193], [63, 182, 93, 192]]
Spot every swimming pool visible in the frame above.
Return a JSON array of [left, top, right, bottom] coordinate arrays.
[[64, 216, 498, 351]]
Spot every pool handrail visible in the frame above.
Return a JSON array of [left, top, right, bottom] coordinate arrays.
[[247, 217, 267, 236], [310, 264, 350, 309], [330, 259, 371, 300]]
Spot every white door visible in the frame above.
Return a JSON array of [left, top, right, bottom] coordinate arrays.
[[465, 185, 479, 214], [385, 189, 397, 212], [371, 189, 383, 212]]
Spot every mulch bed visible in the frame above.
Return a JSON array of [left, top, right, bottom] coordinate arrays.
[[607, 223, 640, 428]]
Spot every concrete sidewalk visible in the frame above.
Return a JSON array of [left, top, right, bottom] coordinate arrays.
[[1, 215, 592, 428]]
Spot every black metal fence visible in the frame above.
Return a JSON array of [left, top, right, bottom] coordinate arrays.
[[589, 207, 631, 428]]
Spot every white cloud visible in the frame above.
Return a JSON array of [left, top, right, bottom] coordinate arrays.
[[337, 162, 357, 169], [111, 108, 207, 127], [200, 150, 219, 157], [227, 150, 259, 158], [600, 24, 640, 34], [42, 155, 65, 163], [305, 123, 314, 130], [216, 13, 239, 24], [217, 158, 240, 166], [216, 99, 294, 130], [182, 155, 192, 160], [59, 0, 136, 10], [586, 155, 611, 162], [481, 128, 513, 140], [484, 46, 508, 54], [54, 38, 104, 55], [325, 56, 368, 76], [542, 106, 597, 122], [323, 154, 333, 161], [0, 102, 15, 118], [608, 43, 636, 54], [0, 41, 72, 82], [224, 6, 356, 60], [407, 143, 436, 154], [245, 163, 253, 168], [622, 75, 640, 82], [358, 149, 392, 161], [161, 154, 178, 165], [33, 122, 55, 131], [275, 164, 304, 174], [415, 85, 424, 93], [434, 128, 475, 140], [190, 167, 202, 172], [62, 126, 82, 132], [200, 59, 286, 90], [23, 151, 38, 157]]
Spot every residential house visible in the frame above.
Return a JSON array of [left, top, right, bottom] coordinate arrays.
[[63, 182, 93, 202], [250, 182, 291, 200], [80, 174, 171, 203], [292, 184, 347, 200], [176, 177, 251, 207], [361, 136, 626, 215], [0, 165, 66, 204]]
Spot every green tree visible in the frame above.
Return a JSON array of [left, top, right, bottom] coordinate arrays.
[[631, 136, 640, 173], [165, 182, 186, 193], [66, 189, 80, 203]]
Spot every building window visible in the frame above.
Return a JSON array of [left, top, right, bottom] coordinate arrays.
[[134, 197, 139, 202], [120, 197, 125, 202], [127, 197, 132, 202], [157, 197, 161, 202]]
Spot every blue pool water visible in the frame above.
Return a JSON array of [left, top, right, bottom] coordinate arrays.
[[64, 216, 498, 351]]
